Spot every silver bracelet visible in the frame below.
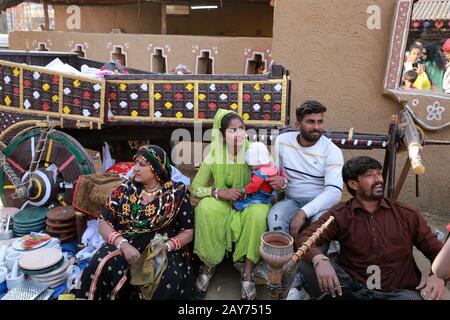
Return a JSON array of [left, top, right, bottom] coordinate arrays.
[[165, 242, 172, 252], [214, 188, 220, 200], [281, 177, 288, 190], [116, 238, 128, 251]]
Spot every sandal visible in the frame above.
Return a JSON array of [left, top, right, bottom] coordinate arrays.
[[195, 265, 215, 297], [241, 272, 257, 300]]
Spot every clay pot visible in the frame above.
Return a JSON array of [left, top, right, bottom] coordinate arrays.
[[260, 231, 294, 268]]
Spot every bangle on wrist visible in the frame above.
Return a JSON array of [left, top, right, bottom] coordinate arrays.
[[214, 188, 220, 200], [313, 256, 330, 269], [165, 242, 172, 252], [116, 238, 129, 251], [108, 231, 121, 245], [170, 237, 182, 251], [281, 177, 288, 190]]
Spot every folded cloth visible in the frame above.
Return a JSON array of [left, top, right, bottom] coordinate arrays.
[[130, 233, 168, 300], [81, 220, 104, 249], [171, 166, 191, 186], [76, 220, 105, 262]]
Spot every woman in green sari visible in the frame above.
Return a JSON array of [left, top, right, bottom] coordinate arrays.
[[191, 109, 269, 300]]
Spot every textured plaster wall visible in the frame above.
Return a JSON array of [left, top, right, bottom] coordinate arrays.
[[54, 3, 162, 34], [53, 2, 273, 37], [272, 0, 450, 219], [167, 2, 273, 37], [9, 31, 272, 74]]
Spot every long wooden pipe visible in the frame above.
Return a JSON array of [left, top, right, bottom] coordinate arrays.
[[277, 216, 335, 299]]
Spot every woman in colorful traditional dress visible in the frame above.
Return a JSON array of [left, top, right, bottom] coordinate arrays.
[[72, 145, 194, 300], [191, 109, 270, 300]]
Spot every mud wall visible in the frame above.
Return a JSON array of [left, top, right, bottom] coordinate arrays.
[[53, 2, 273, 37], [9, 31, 272, 74]]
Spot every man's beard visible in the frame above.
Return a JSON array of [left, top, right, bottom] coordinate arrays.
[[301, 129, 323, 142], [362, 182, 384, 200]]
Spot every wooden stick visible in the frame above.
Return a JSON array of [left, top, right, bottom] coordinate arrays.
[[393, 157, 411, 200], [43, 0, 49, 31], [291, 216, 334, 264], [276, 216, 335, 299], [161, 0, 167, 35], [387, 115, 398, 199]]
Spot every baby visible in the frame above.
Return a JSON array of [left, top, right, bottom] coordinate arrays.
[[233, 142, 279, 211]]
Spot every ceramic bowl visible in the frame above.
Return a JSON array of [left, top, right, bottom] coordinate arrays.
[[6, 272, 24, 290], [6, 251, 23, 271], [0, 230, 13, 240]]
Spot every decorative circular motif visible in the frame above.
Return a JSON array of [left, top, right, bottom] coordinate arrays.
[[426, 102, 445, 121]]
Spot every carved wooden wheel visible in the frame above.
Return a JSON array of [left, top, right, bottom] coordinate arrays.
[[0, 129, 95, 208]]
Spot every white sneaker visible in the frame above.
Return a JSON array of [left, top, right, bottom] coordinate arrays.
[[287, 286, 310, 300]]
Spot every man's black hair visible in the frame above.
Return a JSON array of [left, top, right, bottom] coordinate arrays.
[[296, 100, 327, 122], [403, 70, 418, 83], [409, 43, 423, 53], [342, 156, 382, 196]]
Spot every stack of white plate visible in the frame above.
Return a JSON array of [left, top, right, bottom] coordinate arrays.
[[18, 248, 69, 288], [28, 259, 70, 288]]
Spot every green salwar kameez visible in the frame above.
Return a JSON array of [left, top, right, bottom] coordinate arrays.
[[191, 109, 269, 269]]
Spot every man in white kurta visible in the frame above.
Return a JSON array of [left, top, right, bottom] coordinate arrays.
[[267, 100, 344, 236]]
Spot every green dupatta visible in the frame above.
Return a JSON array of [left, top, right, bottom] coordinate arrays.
[[191, 109, 251, 265]]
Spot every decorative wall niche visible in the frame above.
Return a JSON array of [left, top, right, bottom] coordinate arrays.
[[247, 53, 265, 74], [111, 46, 127, 66], [151, 48, 167, 73], [73, 44, 85, 58], [196, 50, 213, 74]]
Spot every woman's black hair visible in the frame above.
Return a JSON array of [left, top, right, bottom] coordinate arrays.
[[220, 113, 243, 135], [424, 44, 446, 71]]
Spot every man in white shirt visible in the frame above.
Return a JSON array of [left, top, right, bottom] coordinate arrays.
[[267, 100, 344, 237]]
